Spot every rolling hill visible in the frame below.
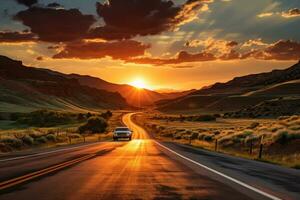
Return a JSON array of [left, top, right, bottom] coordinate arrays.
[[0, 55, 128, 113], [157, 60, 300, 115], [67, 74, 195, 106]]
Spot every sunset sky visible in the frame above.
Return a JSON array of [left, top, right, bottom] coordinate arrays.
[[1, 0, 300, 90]]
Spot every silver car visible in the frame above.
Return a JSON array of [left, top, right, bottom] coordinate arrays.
[[113, 127, 132, 141]]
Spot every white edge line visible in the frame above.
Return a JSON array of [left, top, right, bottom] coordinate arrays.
[[154, 141, 282, 200], [0, 142, 100, 162]]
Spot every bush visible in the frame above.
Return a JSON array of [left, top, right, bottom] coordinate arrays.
[[194, 115, 216, 122], [16, 110, 73, 127], [1, 137, 23, 148], [275, 131, 300, 145], [203, 135, 214, 142], [78, 117, 108, 134], [77, 113, 85, 121], [22, 135, 34, 145], [35, 136, 48, 144], [46, 134, 56, 142], [100, 110, 113, 119], [190, 132, 199, 140]]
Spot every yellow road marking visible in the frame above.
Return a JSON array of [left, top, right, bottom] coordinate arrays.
[[0, 154, 95, 190]]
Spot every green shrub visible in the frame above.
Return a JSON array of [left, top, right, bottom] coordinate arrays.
[[203, 135, 214, 142], [1, 137, 23, 148], [16, 110, 73, 127], [46, 134, 56, 142], [22, 135, 34, 145], [237, 130, 253, 138], [78, 117, 108, 134], [274, 131, 300, 145], [35, 136, 48, 144]]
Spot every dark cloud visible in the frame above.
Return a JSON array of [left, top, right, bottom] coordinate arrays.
[[15, 0, 37, 7], [243, 40, 300, 60], [129, 50, 216, 65], [219, 50, 240, 60], [88, 0, 207, 40], [47, 2, 61, 8], [282, 8, 300, 18], [53, 40, 150, 60], [0, 31, 36, 42], [226, 41, 238, 47], [14, 7, 96, 42]]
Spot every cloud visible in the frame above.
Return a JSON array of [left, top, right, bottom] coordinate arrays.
[[244, 40, 300, 60], [47, 2, 62, 8], [130, 39, 300, 65], [257, 12, 273, 18], [88, 0, 211, 40], [15, 0, 37, 7], [0, 30, 36, 43], [185, 38, 238, 56], [129, 50, 216, 65], [282, 8, 300, 18], [53, 40, 150, 60], [14, 7, 96, 42], [242, 38, 268, 47], [258, 8, 300, 19]]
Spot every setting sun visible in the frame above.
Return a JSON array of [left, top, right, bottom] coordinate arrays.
[[129, 78, 148, 89]]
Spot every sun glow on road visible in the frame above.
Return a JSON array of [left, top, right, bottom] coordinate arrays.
[[129, 78, 148, 89]]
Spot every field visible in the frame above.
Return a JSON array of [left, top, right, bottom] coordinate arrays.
[[133, 112, 300, 168], [0, 110, 126, 154]]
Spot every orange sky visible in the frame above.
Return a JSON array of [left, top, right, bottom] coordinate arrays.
[[0, 0, 299, 91]]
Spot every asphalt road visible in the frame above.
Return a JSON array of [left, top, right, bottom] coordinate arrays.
[[0, 113, 298, 200]]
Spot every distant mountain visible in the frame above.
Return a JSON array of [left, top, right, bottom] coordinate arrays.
[[66, 74, 195, 107], [158, 61, 300, 114], [0, 56, 128, 113]]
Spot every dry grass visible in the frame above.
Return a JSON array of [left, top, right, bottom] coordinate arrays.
[[0, 111, 124, 153], [134, 113, 300, 168]]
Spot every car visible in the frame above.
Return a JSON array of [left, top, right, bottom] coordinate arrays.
[[113, 127, 133, 141]]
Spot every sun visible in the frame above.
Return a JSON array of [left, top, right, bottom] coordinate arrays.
[[129, 78, 148, 89]]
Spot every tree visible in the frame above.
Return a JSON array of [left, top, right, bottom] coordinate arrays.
[[78, 117, 108, 134]]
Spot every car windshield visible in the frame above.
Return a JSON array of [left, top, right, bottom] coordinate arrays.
[[115, 127, 130, 131]]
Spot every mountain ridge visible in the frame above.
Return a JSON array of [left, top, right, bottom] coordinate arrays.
[[0, 55, 128, 112]]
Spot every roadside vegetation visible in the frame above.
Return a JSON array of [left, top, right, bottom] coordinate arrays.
[[133, 113, 300, 168], [0, 109, 121, 153]]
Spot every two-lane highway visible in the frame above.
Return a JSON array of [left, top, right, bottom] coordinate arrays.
[[0, 113, 297, 200]]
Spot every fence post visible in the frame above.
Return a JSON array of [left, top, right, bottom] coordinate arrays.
[[189, 136, 192, 145], [258, 136, 264, 159], [249, 140, 253, 155], [68, 136, 71, 144], [215, 139, 218, 151]]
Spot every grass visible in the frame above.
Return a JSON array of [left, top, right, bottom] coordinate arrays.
[[0, 110, 125, 154], [134, 112, 300, 169]]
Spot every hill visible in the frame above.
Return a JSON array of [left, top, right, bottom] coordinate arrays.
[[0, 56, 128, 113], [157, 61, 300, 115], [66, 74, 195, 107]]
